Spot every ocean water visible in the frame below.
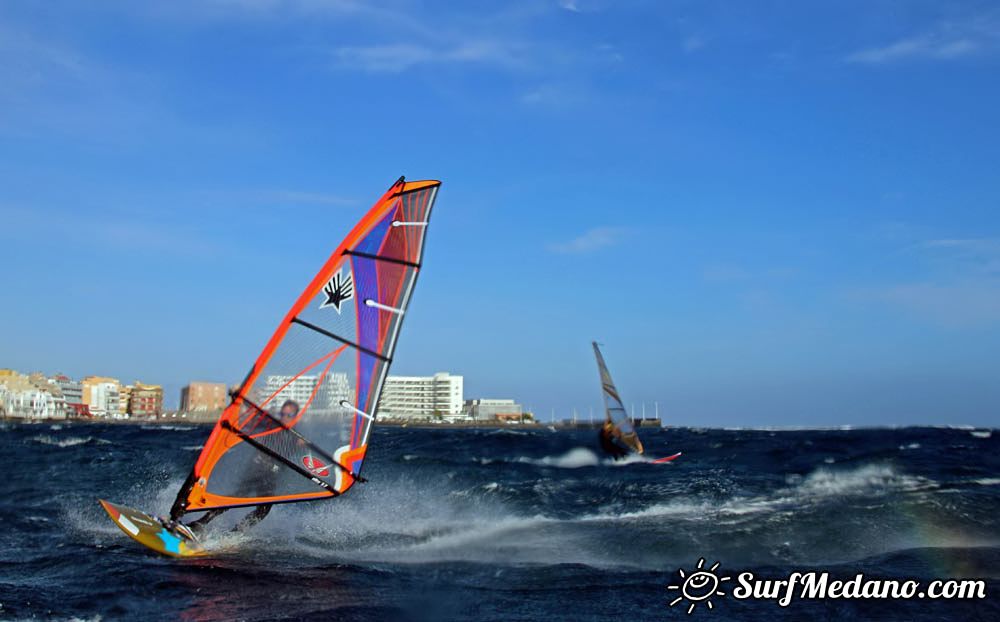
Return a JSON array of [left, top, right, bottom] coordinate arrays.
[[1, 422, 998, 621]]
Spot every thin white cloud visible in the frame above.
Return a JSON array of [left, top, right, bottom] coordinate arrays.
[[136, 1, 436, 45], [858, 236, 1000, 326], [556, 0, 609, 13], [923, 238, 1000, 251], [548, 226, 628, 254], [190, 187, 358, 209], [332, 40, 523, 72], [265, 190, 356, 206], [519, 83, 582, 106], [702, 263, 800, 284], [865, 281, 1000, 327], [0, 23, 101, 91], [702, 263, 750, 282], [682, 35, 705, 54], [0, 22, 177, 144], [920, 237, 1000, 276], [847, 35, 979, 64], [130, 1, 601, 89], [0, 205, 219, 258], [205, 0, 368, 15], [846, 13, 1000, 64], [595, 43, 624, 64]]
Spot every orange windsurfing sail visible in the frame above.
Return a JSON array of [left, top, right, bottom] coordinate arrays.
[[170, 177, 441, 518]]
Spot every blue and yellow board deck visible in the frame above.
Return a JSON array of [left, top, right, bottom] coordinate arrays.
[[99, 499, 206, 558]]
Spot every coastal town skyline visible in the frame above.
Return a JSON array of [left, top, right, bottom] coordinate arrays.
[[0, 366, 533, 423]]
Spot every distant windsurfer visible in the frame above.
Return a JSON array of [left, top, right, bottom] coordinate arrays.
[[598, 420, 629, 460], [592, 341, 646, 460], [183, 399, 300, 537]]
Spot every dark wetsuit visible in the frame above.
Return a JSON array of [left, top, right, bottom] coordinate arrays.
[[598, 425, 628, 460], [185, 400, 299, 535], [186, 454, 277, 535]]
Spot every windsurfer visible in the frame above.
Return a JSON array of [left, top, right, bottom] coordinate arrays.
[[184, 399, 301, 536], [598, 420, 629, 460]]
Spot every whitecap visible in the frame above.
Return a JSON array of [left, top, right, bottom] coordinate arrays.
[[29, 435, 109, 448]]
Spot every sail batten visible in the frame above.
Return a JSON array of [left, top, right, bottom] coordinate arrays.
[[344, 249, 421, 268], [289, 318, 392, 362], [172, 177, 440, 519]]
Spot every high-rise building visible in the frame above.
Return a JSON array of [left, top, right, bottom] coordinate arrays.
[[129, 381, 163, 418], [180, 381, 228, 413], [81, 376, 121, 418], [377, 372, 464, 419]]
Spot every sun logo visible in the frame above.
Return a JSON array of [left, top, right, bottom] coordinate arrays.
[[667, 558, 731, 614]]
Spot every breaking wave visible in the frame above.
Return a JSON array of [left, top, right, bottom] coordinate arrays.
[[200, 462, 956, 569], [29, 434, 109, 448], [516, 447, 659, 468]]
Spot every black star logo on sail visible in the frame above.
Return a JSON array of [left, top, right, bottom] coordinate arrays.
[[320, 269, 354, 313]]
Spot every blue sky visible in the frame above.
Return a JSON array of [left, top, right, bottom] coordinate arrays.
[[1, 0, 998, 426]]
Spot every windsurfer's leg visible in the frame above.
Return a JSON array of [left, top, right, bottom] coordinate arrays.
[[186, 508, 227, 535], [232, 504, 272, 532]]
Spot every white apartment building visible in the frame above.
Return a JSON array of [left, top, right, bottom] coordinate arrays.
[[85, 382, 120, 418], [260, 372, 352, 415], [53, 376, 83, 405], [0, 372, 67, 419], [377, 372, 463, 419]]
